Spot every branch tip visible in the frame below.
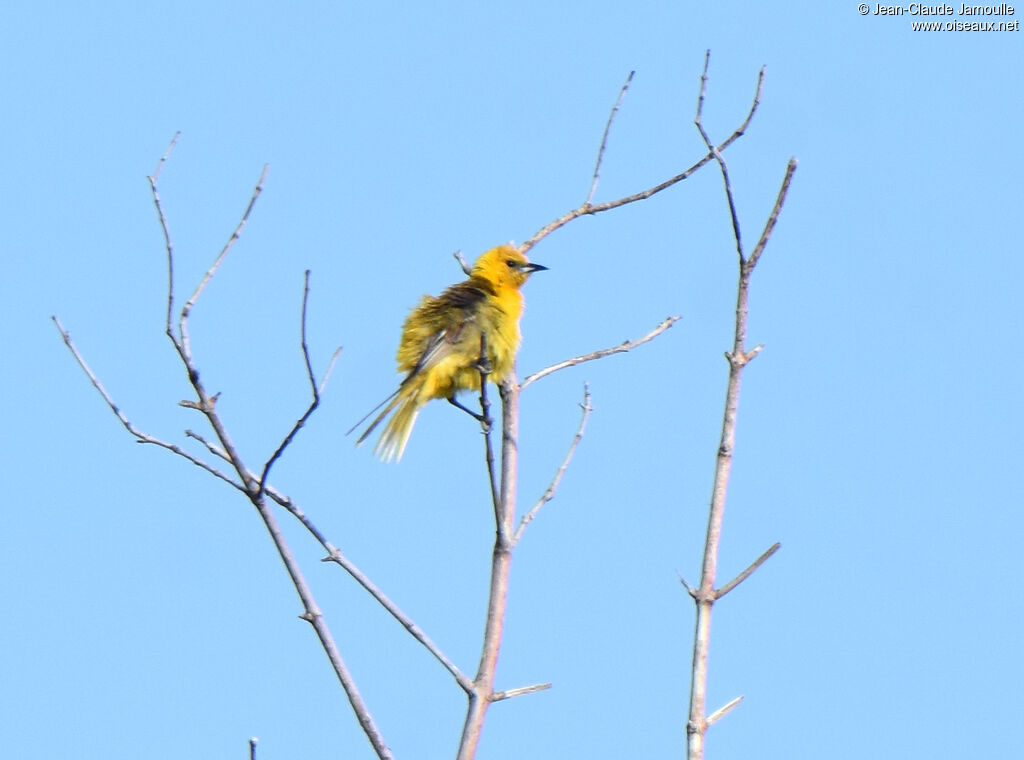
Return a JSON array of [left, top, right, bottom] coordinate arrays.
[[585, 69, 636, 207]]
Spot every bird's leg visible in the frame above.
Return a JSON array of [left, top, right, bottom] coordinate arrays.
[[468, 332, 493, 433], [448, 395, 489, 429]]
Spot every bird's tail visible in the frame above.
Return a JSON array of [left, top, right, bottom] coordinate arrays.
[[353, 386, 422, 462], [374, 389, 422, 462]]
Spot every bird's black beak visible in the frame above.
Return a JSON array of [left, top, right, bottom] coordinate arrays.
[[522, 262, 548, 273]]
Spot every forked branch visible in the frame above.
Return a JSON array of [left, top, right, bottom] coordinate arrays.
[[185, 428, 474, 693], [522, 59, 764, 253], [456, 59, 761, 758], [685, 52, 795, 760], [60, 147, 394, 760], [259, 270, 342, 492]]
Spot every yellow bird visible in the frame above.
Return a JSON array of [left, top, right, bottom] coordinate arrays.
[[352, 244, 546, 462]]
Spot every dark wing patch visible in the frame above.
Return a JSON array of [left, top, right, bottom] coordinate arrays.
[[440, 279, 493, 309]]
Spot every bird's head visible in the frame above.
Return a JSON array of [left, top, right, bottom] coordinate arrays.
[[472, 244, 548, 290]]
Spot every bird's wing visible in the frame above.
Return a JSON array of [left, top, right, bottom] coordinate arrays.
[[400, 281, 491, 385]]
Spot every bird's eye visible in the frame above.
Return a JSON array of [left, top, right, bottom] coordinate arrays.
[[506, 259, 517, 268]]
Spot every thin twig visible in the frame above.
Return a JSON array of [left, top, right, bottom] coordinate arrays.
[[521, 61, 764, 254], [714, 542, 781, 600], [57, 307, 392, 758], [143, 159, 392, 759], [323, 546, 475, 693], [147, 132, 180, 334], [52, 317, 243, 491], [748, 158, 798, 272], [259, 271, 341, 491], [513, 384, 592, 546], [178, 165, 268, 360], [585, 71, 635, 207], [520, 316, 679, 391], [695, 51, 744, 263], [184, 427, 472, 692]]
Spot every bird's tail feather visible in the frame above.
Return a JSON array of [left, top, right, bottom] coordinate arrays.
[[347, 388, 401, 437], [373, 391, 422, 462]]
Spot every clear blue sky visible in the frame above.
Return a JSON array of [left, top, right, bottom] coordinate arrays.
[[3, 2, 1021, 758]]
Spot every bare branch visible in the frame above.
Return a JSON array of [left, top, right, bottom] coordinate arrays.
[[58, 307, 393, 759], [146, 132, 180, 334], [585, 71, 635, 207], [144, 159, 390, 758], [265, 496, 392, 759], [249, 737, 258, 760], [513, 384, 592, 546], [52, 316, 243, 490], [259, 271, 340, 491], [184, 427, 472, 693], [521, 60, 764, 254], [457, 375, 520, 760], [685, 52, 792, 760], [714, 542, 781, 600], [323, 546, 475, 693], [178, 164, 268, 360], [520, 316, 679, 391], [695, 51, 745, 263], [491, 682, 553, 701], [64, 360, 387, 755], [748, 158, 798, 272]]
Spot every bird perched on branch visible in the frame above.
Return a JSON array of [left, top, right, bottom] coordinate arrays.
[[350, 244, 547, 462]]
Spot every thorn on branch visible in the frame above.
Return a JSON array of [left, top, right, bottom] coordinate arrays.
[[491, 682, 553, 701], [707, 695, 744, 727], [677, 571, 698, 599], [725, 344, 763, 369]]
